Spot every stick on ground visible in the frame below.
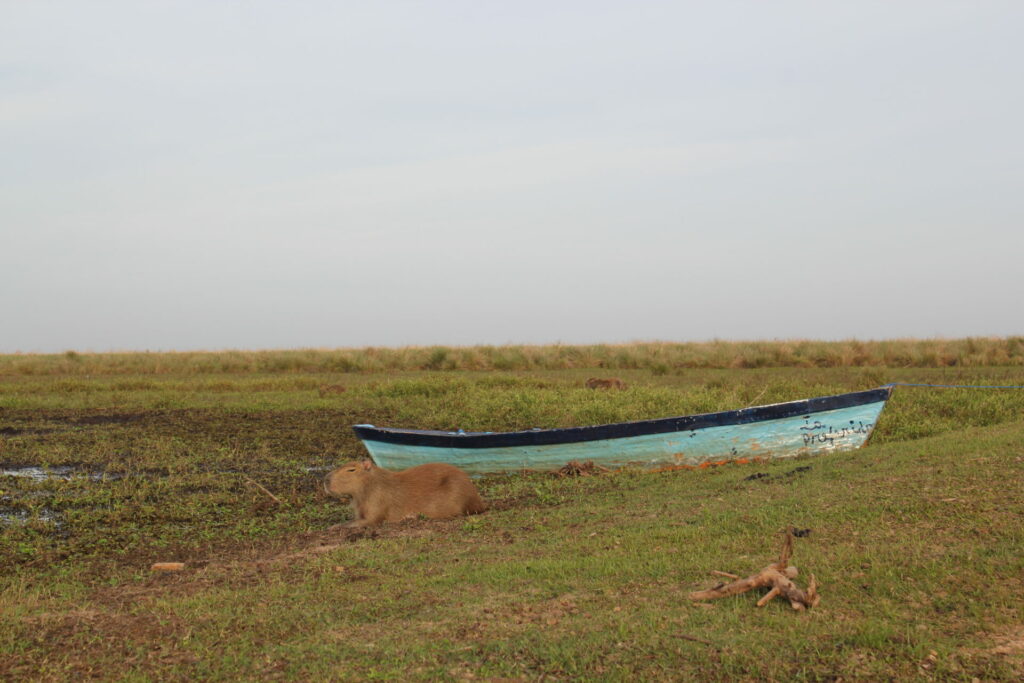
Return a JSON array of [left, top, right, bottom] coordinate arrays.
[[244, 476, 283, 505], [688, 528, 820, 610]]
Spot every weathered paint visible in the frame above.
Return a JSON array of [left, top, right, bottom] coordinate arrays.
[[358, 399, 888, 475]]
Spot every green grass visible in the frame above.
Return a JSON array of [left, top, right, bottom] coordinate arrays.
[[2, 359, 1024, 680]]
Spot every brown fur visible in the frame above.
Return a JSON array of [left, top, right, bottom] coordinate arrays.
[[585, 377, 627, 390], [323, 460, 486, 527]]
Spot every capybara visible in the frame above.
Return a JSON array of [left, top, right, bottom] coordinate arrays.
[[323, 460, 486, 527]]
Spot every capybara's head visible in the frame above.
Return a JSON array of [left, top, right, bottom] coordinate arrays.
[[323, 459, 374, 497]]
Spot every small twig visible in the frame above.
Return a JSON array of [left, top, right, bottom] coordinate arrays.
[[711, 570, 741, 579], [244, 476, 283, 505], [745, 385, 769, 408], [674, 633, 719, 648]]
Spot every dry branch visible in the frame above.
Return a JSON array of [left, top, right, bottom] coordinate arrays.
[[556, 460, 612, 477], [688, 528, 820, 610], [244, 476, 283, 505]]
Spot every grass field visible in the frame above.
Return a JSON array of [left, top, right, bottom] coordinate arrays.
[[2, 345, 1023, 680], [4, 338, 1024, 376]]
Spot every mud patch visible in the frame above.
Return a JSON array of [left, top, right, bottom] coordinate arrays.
[[0, 426, 64, 437], [68, 413, 145, 426]]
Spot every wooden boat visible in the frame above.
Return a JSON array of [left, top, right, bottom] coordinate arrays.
[[352, 386, 893, 475]]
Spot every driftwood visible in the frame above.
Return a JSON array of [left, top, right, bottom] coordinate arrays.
[[688, 528, 820, 610]]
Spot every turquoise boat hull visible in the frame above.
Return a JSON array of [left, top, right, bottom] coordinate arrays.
[[353, 387, 892, 475]]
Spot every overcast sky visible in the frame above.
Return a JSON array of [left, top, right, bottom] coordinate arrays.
[[2, 1, 1022, 353]]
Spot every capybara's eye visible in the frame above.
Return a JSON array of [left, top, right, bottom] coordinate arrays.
[[347, 468, 356, 472]]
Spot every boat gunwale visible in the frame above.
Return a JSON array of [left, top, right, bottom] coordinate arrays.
[[352, 386, 892, 450]]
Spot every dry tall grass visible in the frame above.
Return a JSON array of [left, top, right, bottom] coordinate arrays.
[[2, 338, 1023, 375]]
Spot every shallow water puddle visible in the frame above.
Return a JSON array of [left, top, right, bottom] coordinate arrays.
[[0, 505, 63, 527], [1, 465, 76, 481], [2, 462, 329, 483], [0, 465, 121, 481]]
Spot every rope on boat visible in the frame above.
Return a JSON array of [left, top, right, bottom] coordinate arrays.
[[883, 382, 1024, 389]]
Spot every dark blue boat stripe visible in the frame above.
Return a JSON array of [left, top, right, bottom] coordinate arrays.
[[352, 387, 893, 449]]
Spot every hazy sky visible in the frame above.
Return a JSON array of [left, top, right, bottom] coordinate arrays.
[[3, 1, 1023, 353]]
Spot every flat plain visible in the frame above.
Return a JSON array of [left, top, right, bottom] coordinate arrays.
[[2, 342, 1023, 680]]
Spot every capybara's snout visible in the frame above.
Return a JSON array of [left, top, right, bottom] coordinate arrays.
[[323, 469, 355, 497]]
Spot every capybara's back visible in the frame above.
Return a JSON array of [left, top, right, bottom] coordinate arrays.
[[393, 463, 487, 520]]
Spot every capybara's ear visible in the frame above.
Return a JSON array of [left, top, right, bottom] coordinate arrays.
[[361, 459, 373, 471]]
